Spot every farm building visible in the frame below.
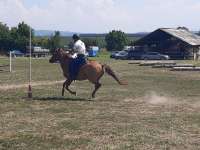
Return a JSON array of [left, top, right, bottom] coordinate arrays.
[[26, 46, 50, 57], [134, 28, 200, 60]]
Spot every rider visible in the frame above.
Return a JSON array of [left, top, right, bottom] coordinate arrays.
[[69, 34, 87, 80], [72, 34, 87, 59]]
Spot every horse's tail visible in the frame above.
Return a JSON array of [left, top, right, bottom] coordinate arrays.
[[102, 64, 128, 85]]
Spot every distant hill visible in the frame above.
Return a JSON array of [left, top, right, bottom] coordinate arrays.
[[80, 33, 148, 38], [34, 30, 148, 38], [34, 30, 75, 37]]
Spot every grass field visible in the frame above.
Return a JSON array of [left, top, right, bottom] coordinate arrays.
[[0, 55, 200, 150]]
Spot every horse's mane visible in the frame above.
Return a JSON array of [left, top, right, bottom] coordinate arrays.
[[58, 48, 73, 60]]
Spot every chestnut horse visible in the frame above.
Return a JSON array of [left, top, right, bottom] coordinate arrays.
[[49, 48, 127, 98]]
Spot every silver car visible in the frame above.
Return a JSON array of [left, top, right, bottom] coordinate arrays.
[[115, 51, 129, 60], [141, 52, 170, 60]]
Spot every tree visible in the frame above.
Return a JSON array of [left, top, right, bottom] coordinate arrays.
[[105, 30, 128, 51], [0, 21, 34, 54], [10, 22, 34, 53], [82, 38, 98, 49], [128, 40, 135, 46], [17, 22, 34, 53], [34, 37, 49, 48], [0, 22, 11, 52], [17, 22, 32, 38], [10, 27, 19, 50], [48, 31, 61, 53], [96, 38, 106, 48], [81, 37, 105, 49]]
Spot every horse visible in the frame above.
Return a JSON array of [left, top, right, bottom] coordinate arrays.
[[49, 48, 127, 98]]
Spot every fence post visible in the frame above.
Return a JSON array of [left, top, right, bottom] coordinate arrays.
[[9, 51, 12, 72]]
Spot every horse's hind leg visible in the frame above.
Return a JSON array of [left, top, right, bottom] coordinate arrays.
[[92, 82, 102, 98], [91, 67, 104, 98]]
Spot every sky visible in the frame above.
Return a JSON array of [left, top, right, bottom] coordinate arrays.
[[0, 0, 199, 33]]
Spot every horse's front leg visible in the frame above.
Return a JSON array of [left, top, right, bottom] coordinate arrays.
[[65, 79, 76, 96], [62, 80, 67, 96]]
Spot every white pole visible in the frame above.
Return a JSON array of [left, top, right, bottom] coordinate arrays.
[[9, 51, 12, 72], [28, 27, 32, 98], [29, 27, 32, 84]]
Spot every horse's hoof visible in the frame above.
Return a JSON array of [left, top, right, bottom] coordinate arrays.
[[72, 92, 77, 96], [62, 90, 64, 96], [88, 98, 93, 101]]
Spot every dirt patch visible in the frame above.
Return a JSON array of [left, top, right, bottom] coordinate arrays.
[[142, 91, 175, 105], [0, 80, 65, 91], [145, 91, 169, 105], [124, 98, 135, 102], [191, 101, 200, 108], [124, 92, 176, 105]]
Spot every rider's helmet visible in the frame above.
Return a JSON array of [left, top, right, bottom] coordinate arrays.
[[72, 34, 80, 40]]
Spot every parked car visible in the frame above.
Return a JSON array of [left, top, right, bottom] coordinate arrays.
[[141, 52, 170, 60], [115, 51, 129, 60], [110, 51, 120, 58], [127, 50, 146, 60], [11, 50, 24, 57]]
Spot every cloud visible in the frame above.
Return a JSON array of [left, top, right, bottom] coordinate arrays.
[[0, 0, 199, 32], [123, 0, 200, 32], [0, 0, 27, 26]]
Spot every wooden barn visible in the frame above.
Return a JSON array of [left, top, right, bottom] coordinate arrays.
[[134, 28, 200, 60]]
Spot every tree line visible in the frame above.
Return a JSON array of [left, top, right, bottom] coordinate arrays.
[[0, 21, 137, 54], [0, 22, 63, 54], [0, 22, 33, 53]]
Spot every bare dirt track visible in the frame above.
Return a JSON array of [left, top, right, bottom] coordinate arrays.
[[0, 80, 64, 91]]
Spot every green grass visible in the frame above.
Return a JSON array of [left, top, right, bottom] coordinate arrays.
[[0, 56, 200, 149]]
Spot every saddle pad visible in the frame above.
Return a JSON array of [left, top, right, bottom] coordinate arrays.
[[69, 57, 86, 80]]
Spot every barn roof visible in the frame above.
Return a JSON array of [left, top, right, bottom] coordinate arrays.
[[160, 28, 200, 46], [135, 28, 200, 46]]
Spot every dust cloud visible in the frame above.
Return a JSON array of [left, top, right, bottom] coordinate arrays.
[[145, 91, 171, 105]]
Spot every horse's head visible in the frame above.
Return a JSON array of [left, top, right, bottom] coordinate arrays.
[[49, 48, 61, 63], [49, 48, 72, 63]]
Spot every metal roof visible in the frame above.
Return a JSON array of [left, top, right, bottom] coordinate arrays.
[[160, 28, 200, 46]]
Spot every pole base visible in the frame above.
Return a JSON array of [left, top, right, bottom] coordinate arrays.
[[28, 84, 32, 99]]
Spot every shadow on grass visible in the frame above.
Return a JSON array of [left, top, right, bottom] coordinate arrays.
[[0, 65, 9, 73], [32, 96, 92, 102], [0, 65, 9, 67], [0, 70, 10, 73]]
